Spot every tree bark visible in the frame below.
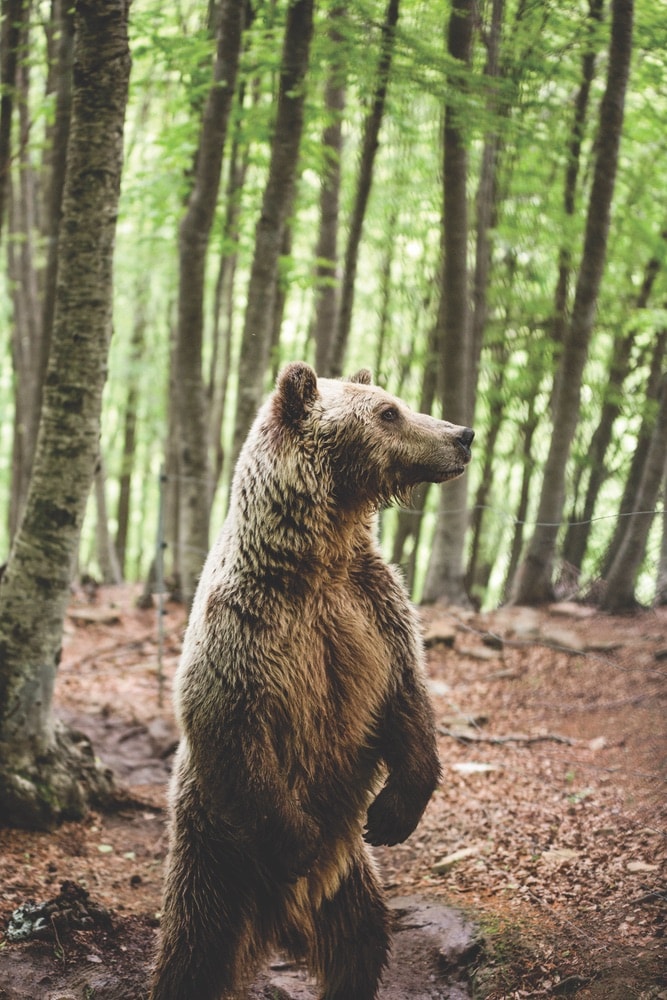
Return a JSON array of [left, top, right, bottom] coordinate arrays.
[[231, 0, 314, 469], [327, 0, 400, 378], [0, 0, 22, 239], [312, 5, 346, 376], [0, 0, 131, 829], [656, 455, 667, 606], [600, 328, 666, 577], [551, 0, 604, 352], [421, 0, 475, 606], [601, 373, 667, 611], [175, 0, 244, 607], [115, 303, 146, 577], [512, 0, 634, 605], [561, 245, 663, 574], [95, 457, 122, 585], [8, 0, 73, 541]]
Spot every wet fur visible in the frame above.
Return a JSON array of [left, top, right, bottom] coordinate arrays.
[[150, 363, 473, 1000]]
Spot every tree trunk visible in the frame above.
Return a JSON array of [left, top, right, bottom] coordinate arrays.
[[601, 373, 667, 611], [175, 0, 244, 607], [600, 328, 666, 577], [656, 457, 667, 606], [115, 304, 146, 577], [207, 96, 250, 499], [0, 0, 131, 829], [231, 0, 314, 469], [311, 4, 345, 376], [466, 351, 507, 597], [559, 327, 634, 575], [503, 395, 538, 601], [551, 0, 604, 351], [95, 457, 122, 585], [471, 0, 504, 376], [512, 0, 634, 605], [561, 246, 663, 574], [327, 0, 400, 378], [390, 321, 438, 591], [0, 0, 22, 239], [421, 0, 475, 606], [7, 0, 73, 541]]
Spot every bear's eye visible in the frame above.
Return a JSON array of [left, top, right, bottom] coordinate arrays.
[[380, 406, 399, 423]]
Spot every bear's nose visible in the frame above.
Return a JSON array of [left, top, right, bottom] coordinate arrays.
[[457, 427, 474, 461]]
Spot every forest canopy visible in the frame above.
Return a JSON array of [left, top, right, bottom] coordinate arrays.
[[0, 0, 665, 612]]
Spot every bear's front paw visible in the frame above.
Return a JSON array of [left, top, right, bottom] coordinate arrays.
[[364, 786, 418, 847]]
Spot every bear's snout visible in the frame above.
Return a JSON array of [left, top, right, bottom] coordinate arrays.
[[455, 427, 474, 462]]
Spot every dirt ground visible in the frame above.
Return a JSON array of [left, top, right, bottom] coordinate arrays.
[[0, 585, 665, 999]]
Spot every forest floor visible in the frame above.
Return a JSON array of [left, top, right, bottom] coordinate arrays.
[[0, 584, 665, 999]]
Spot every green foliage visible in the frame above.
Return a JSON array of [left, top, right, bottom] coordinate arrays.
[[0, 0, 665, 605]]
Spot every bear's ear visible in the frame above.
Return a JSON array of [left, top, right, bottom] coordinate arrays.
[[348, 368, 373, 385], [275, 362, 319, 423]]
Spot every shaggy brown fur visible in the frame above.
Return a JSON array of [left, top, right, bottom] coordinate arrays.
[[150, 363, 474, 1000]]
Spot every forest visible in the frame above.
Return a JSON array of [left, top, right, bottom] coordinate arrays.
[[0, 0, 665, 996], [1, 0, 665, 616]]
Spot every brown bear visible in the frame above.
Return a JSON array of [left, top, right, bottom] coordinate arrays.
[[150, 363, 474, 1000]]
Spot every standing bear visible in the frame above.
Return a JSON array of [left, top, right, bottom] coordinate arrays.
[[151, 363, 474, 1000]]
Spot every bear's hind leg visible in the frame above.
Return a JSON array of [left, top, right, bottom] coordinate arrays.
[[150, 817, 257, 1000], [309, 848, 391, 1000]]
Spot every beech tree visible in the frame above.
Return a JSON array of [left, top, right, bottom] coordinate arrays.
[[0, 0, 131, 828]]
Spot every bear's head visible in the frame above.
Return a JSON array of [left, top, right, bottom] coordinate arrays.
[[271, 361, 473, 510]]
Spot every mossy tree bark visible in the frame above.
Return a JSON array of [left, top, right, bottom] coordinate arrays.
[[0, 0, 131, 829]]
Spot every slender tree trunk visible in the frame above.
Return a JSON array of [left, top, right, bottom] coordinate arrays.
[[601, 373, 667, 611], [390, 321, 438, 591], [422, 0, 475, 606], [95, 458, 122, 585], [327, 0, 400, 377], [471, 0, 504, 377], [561, 246, 663, 573], [0, 0, 22, 239], [8, 0, 72, 541], [551, 0, 604, 351], [466, 352, 507, 595], [600, 328, 667, 577], [312, 5, 346, 376], [512, 0, 634, 605], [231, 0, 314, 469], [115, 304, 146, 576], [207, 78, 251, 500], [0, 0, 131, 829], [656, 458, 667, 606], [560, 327, 634, 574], [175, 0, 244, 607], [503, 396, 538, 601]]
